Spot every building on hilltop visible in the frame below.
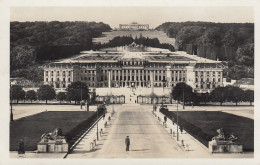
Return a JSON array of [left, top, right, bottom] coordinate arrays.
[[43, 44, 226, 94], [119, 22, 149, 31]]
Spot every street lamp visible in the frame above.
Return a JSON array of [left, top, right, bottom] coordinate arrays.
[[80, 83, 82, 109], [10, 83, 13, 122], [176, 99, 179, 141], [96, 107, 99, 140]]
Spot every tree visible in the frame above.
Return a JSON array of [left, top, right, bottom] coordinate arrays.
[[66, 81, 89, 104], [236, 43, 254, 67], [37, 85, 56, 104], [10, 45, 36, 71], [25, 90, 37, 103], [172, 82, 194, 105], [56, 92, 67, 103], [225, 86, 244, 106], [243, 90, 254, 106], [210, 87, 226, 106], [11, 85, 25, 103]]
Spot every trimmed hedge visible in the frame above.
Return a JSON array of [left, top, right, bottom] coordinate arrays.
[[160, 109, 254, 151], [160, 108, 214, 147]]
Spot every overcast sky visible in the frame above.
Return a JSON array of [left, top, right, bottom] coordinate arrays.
[[11, 7, 254, 28]]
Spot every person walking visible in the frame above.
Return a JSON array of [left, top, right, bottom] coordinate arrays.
[[18, 139, 25, 156], [125, 136, 130, 151]]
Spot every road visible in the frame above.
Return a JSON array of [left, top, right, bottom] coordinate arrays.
[[67, 104, 185, 158]]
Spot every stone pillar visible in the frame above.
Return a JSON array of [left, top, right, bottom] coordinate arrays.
[[166, 66, 171, 87], [186, 65, 195, 89], [108, 70, 111, 94], [151, 70, 154, 92]]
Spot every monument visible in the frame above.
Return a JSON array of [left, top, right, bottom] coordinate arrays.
[[37, 128, 68, 153], [208, 128, 242, 153]]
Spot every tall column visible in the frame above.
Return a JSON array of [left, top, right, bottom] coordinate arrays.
[[166, 66, 171, 87], [108, 70, 111, 94], [186, 65, 195, 89], [151, 70, 154, 92]]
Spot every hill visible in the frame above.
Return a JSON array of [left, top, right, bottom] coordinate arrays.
[[93, 30, 175, 45], [10, 21, 111, 82], [156, 22, 254, 80]]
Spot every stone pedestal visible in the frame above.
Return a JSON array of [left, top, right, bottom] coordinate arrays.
[[37, 136, 68, 153], [208, 140, 243, 153]]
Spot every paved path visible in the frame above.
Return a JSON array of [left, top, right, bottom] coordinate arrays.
[[67, 104, 185, 158]]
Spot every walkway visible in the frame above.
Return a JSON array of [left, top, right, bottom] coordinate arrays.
[[67, 104, 185, 158]]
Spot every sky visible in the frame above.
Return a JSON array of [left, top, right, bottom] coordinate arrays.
[[10, 6, 254, 29]]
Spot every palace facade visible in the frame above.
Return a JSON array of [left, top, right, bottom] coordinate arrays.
[[43, 45, 226, 94], [119, 22, 149, 30]]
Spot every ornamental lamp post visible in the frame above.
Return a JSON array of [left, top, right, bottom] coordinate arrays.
[[96, 107, 99, 140], [80, 83, 83, 109], [10, 83, 13, 122], [176, 99, 179, 141]]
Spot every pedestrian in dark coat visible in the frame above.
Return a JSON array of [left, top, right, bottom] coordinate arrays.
[[18, 139, 25, 154], [125, 136, 130, 151]]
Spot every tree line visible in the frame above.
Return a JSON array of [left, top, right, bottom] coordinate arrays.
[[172, 82, 254, 106], [156, 22, 254, 80], [10, 81, 92, 104], [92, 35, 175, 51], [10, 21, 111, 82]]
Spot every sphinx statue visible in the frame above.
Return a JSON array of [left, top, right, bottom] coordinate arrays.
[[212, 128, 238, 143], [40, 128, 63, 142]]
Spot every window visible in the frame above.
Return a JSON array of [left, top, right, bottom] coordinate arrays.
[[46, 71, 48, 75], [172, 77, 174, 81], [69, 71, 71, 76], [46, 78, 48, 82], [201, 78, 203, 82], [132, 76, 134, 81], [195, 71, 198, 76], [218, 78, 221, 82], [159, 76, 161, 81], [57, 71, 59, 76], [68, 78, 70, 82], [63, 78, 65, 82], [196, 78, 198, 82], [57, 78, 59, 82], [51, 78, 53, 82], [51, 71, 53, 76], [63, 71, 65, 76]]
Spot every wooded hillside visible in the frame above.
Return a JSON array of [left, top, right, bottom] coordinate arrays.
[[10, 21, 111, 82], [156, 22, 254, 79]]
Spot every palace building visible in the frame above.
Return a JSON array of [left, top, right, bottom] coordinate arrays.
[[43, 44, 226, 95], [119, 22, 149, 30]]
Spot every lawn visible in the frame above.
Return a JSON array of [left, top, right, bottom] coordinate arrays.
[[10, 111, 96, 151], [163, 111, 254, 151]]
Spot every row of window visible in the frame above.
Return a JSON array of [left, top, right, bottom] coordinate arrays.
[[81, 77, 95, 81], [45, 71, 71, 77], [195, 78, 221, 82], [81, 70, 95, 74], [195, 71, 221, 76], [45, 77, 71, 82]]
